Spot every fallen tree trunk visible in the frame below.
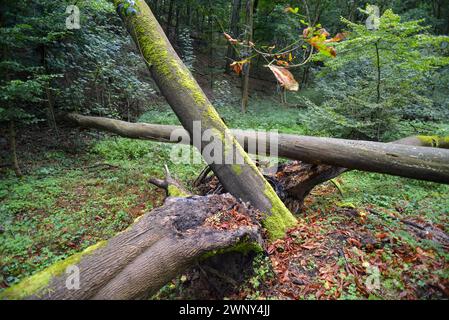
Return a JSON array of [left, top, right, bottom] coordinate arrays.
[[66, 113, 449, 184], [109, 0, 296, 240], [0, 172, 263, 300]]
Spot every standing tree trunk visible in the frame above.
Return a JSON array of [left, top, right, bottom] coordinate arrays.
[[241, 0, 253, 113], [208, 3, 214, 89], [111, 0, 296, 239], [152, 0, 159, 16], [375, 41, 381, 104], [40, 44, 58, 135], [165, 0, 174, 37], [185, 3, 192, 26], [253, 0, 259, 13], [9, 120, 22, 178], [174, 4, 180, 38], [224, 0, 242, 73]]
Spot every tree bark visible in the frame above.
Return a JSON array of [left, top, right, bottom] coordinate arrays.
[[375, 41, 381, 104], [65, 113, 449, 184], [9, 120, 22, 178], [165, 0, 174, 37], [174, 4, 181, 39], [1, 159, 349, 300], [111, 0, 296, 239], [208, 4, 214, 89], [196, 160, 348, 213], [241, 0, 253, 113], [151, 0, 159, 16]]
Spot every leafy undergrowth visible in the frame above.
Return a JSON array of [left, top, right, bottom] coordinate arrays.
[[139, 98, 307, 134], [233, 179, 449, 300], [0, 125, 205, 290], [155, 176, 449, 300], [0, 127, 169, 289]]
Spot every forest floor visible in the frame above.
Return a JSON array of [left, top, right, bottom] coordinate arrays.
[[1, 101, 449, 300]]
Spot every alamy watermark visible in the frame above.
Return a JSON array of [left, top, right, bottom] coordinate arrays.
[[65, 265, 80, 290], [366, 4, 380, 30], [66, 5, 80, 30], [169, 121, 279, 170], [363, 262, 381, 292]]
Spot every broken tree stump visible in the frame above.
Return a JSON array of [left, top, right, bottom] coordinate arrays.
[[0, 187, 263, 300]]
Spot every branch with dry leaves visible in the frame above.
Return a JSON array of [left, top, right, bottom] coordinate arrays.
[[222, 6, 347, 92]]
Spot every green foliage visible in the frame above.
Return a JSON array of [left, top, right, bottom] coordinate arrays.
[[92, 138, 152, 161], [178, 27, 196, 71], [245, 254, 275, 299], [54, 1, 155, 118], [0, 0, 156, 129], [140, 99, 307, 134], [1, 0, 449, 299], [254, 4, 301, 48], [299, 9, 449, 140], [0, 0, 63, 125], [0, 149, 155, 287]]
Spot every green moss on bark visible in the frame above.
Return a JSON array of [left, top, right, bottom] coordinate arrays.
[[113, 0, 297, 240], [232, 164, 243, 175], [0, 241, 107, 300], [263, 184, 298, 240], [200, 239, 263, 260], [235, 139, 297, 240], [167, 185, 190, 198]]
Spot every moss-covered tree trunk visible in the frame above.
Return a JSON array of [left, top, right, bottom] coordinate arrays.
[[111, 0, 296, 239]]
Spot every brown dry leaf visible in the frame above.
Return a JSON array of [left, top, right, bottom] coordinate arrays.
[[300, 243, 317, 250], [348, 237, 362, 248], [223, 32, 238, 45], [318, 28, 330, 37], [303, 27, 312, 38], [267, 244, 277, 254], [267, 65, 299, 91], [325, 32, 347, 43], [276, 60, 289, 67], [304, 28, 342, 58], [281, 270, 290, 283], [416, 247, 435, 259], [376, 232, 389, 240], [230, 60, 248, 75]]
